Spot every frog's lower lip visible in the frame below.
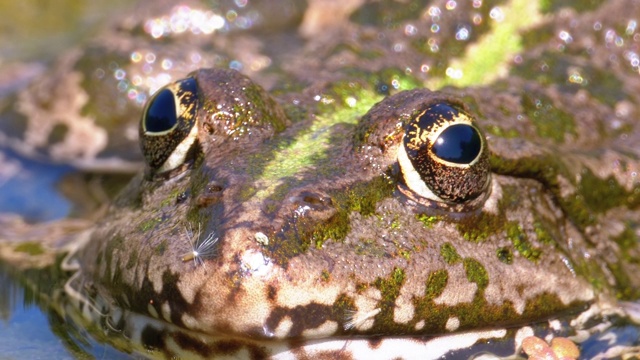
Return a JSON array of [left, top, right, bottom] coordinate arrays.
[[62, 289, 513, 359], [58, 292, 622, 360]]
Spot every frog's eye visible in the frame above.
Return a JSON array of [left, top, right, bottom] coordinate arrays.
[[140, 77, 199, 173], [398, 102, 490, 203]]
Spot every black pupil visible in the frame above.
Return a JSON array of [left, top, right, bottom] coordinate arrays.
[[145, 88, 177, 132], [432, 124, 481, 164]]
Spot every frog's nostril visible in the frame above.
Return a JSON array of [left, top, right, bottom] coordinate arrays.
[[195, 181, 224, 207], [302, 193, 331, 206], [207, 184, 224, 192]]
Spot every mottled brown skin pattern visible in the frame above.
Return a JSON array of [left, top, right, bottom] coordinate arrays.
[[73, 72, 600, 347], [1, 0, 640, 358], [193, 68, 288, 142]]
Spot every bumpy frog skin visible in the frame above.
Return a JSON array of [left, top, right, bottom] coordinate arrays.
[[3, 0, 640, 359], [57, 64, 640, 359]]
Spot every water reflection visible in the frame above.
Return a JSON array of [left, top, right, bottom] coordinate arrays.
[[0, 262, 134, 359]]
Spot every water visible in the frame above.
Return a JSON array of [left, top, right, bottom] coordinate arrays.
[[0, 1, 135, 356], [0, 264, 135, 359]]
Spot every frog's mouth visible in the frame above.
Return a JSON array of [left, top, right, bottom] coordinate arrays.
[[54, 276, 629, 360]]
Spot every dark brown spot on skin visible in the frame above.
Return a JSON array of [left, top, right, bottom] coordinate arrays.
[[47, 123, 68, 145], [211, 339, 269, 359], [267, 285, 277, 301], [141, 325, 166, 351], [110, 270, 192, 329], [367, 337, 383, 349], [266, 303, 337, 337]]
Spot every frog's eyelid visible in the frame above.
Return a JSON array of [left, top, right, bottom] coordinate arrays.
[[157, 123, 199, 173], [397, 141, 445, 202]]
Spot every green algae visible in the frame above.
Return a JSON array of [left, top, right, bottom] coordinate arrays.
[[424, 269, 449, 300], [456, 210, 504, 242], [521, 92, 576, 143], [506, 221, 541, 262], [310, 175, 396, 245], [138, 217, 162, 232], [429, 0, 541, 88], [440, 242, 462, 265], [613, 224, 638, 259], [463, 258, 489, 290], [14, 242, 45, 256], [580, 168, 640, 212], [416, 213, 440, 228]]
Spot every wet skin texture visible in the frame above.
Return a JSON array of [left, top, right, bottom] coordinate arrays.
[[2, 1, 640, 358], [64, 66, 640, 358]]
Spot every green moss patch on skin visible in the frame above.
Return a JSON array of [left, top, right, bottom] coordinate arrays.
[[463, 258, 489, 290], [455, 210, 504, 242], [521, 92, 576, 143], [613, 224, 639, 260], [310, 176, 397, 245], [440, 243, 462, 265], [13, 242, 45, 256], [160, 188, 186, 207], [138, 217, 162, 232], [415, 213, 440, 228], [424, 269, 449, 300], [428, 0, 541, 88], [533, 220, 556, 245], [370, 268, 406, 332], [483, 124, 521, 139], [506, 221, 541, 262], [321, 270, 331, 282], [267, 176, 396, 266], [580, 168, 640, 213]]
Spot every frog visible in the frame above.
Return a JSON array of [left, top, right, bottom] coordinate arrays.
[[2, 0, 640, 359]]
